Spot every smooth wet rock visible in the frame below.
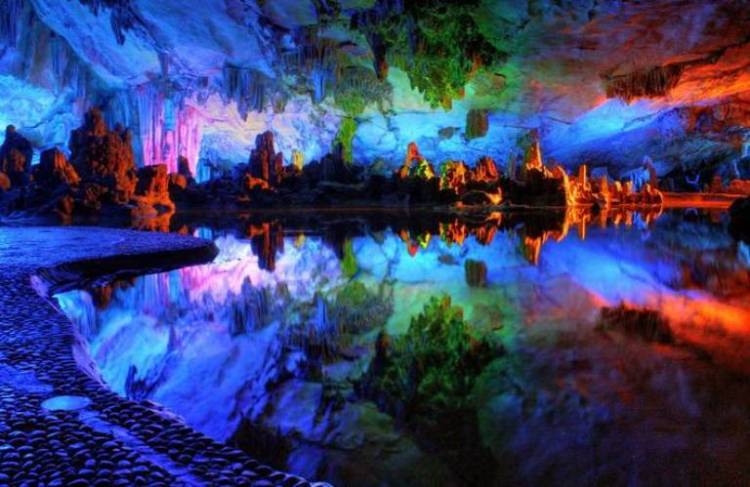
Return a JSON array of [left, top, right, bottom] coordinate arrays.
[[41, 396, 92, 411]]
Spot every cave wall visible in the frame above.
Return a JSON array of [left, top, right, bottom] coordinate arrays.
[[1, 0, 750, 180]]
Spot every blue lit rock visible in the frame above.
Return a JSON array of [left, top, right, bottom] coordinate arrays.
[[41, 395, 92, 411]]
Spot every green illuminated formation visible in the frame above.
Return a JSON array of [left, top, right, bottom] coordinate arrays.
[[335, 117, 358, 165], [333, 66, 392, 116], [354, 0, 504, 109], [362, 295, 496, 417], [340, 238, 358, 278], [331, 280, 392, 335], [332, 66, 392, 163]]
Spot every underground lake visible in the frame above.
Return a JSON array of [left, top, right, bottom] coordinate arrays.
[[54, 210, 750, 486], [4, 0, 750, 484]]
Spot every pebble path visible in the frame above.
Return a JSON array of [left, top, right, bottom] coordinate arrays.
[[0, 227, 323, 486]]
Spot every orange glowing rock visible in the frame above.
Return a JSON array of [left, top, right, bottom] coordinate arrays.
[[473, 156, 499, 183], [440, 220, 468, 245], [473, 225, 497, 246], [398, 142, 436, 180], [245, 175, 271, 191], [134, 163, 174, 211], [523, 236, 544, 265], [247, 222, 284, 271], [727, 179, 750, 195], [440, 160, 471, 194], [522, 130, 544, 173]]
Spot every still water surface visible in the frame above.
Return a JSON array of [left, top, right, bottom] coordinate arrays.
[[57, 209, 750, 486]]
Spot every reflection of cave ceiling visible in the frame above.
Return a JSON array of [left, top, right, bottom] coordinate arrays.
[[2, 0, 750, 175]]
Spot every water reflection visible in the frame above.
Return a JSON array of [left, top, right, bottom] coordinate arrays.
[[56, 209, 750, 486]]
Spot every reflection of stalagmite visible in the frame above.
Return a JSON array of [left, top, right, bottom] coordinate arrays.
[[440, 220, 468, 246], [551, 166, 574, 206], [248, 221, 284, 271], [599, 175, 611, 208], [523, 236, 544, 265], [578, 211, 590, 241], [474, 225, 497, 245], [398, 229, 421, 256]]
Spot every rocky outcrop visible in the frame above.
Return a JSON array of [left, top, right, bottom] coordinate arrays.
[[398, 142, 436, 180], [473, 156, 499, 183], [249, 131, 283, 186], [440, 160, 471, 194], [70, 109, 137, 204], [0, 172, 10, 192], [134, 164, 173, 212], [0, 110, 178, 223], [320, 143, 355, 183], [0, 125, 33, 187], [34, 148, 81, 188]]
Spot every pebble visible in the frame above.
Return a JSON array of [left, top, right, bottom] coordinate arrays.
[[0, 227, 314, 486]]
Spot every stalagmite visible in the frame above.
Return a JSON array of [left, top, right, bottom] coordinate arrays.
[[398, 142, 435, 180], [249, 131, 284, 186]]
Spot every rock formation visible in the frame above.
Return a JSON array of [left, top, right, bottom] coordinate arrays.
[[597, 304, 673, 343], [320, 143, 353, 183], [70, 109, 137, 205], [466, 109, 489, 140], [248, 222, 284, 272], [440, 161, 471, 194], [0, 125, 33, 187], [134, 164, 174, 212], [34, 148, 80, 188], [473, 156, 500, 183], [249, 131, 283, 186], [0, 172, 10, 192], [398, 142, 435, 180]]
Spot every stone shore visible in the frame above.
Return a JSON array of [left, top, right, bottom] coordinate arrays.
[[0, 226, 323, 486]]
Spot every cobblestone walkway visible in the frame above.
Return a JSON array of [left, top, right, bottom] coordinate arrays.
[[0, 227, 319, 486]]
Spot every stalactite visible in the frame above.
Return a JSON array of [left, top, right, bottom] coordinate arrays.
[[77, 0, 146, 45], [333, 66, 392, 114], [465, 109, 489, 140], [0, 0, 103, 144], [222, 64, 267, 119], [0, 0, 23, 46], [303, 35, 337, 104], [128, 83, 202, 173], [278, 28, 339, 105], [603, 64, 685, 103]]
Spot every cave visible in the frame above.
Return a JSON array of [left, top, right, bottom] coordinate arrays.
[[2, 1, 750, 486]]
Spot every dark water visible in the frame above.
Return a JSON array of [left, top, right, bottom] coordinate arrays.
[[56, 209, 750, 486]]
